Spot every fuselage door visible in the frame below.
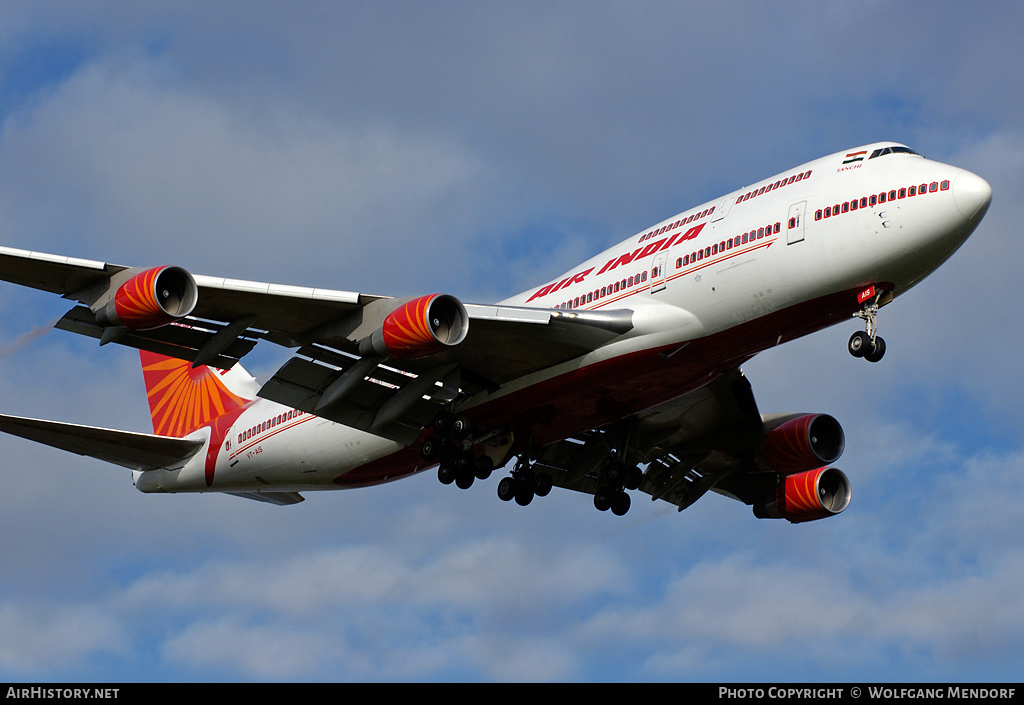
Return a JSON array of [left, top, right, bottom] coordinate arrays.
[[787, 201, 807, 244], [650, 252, 667, 294], [712, 193, 737, 223]]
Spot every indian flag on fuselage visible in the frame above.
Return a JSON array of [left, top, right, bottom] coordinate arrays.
[[843, 151, 867, 164]]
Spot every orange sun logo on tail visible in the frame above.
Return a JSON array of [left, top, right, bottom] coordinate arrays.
[[140, 350, 252, 437]]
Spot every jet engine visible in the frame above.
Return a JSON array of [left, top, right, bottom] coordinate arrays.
[[762, 413, 845, 474], [95, 266, 199, 331], [753, 466, 852, 523], [361, 293, 469, 360]]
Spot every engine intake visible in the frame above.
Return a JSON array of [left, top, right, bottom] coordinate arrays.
[[762, 413, 845, 474], [96, 266, 199, 331], [753, 466, 852, 523], [363, 293, 469, 360]]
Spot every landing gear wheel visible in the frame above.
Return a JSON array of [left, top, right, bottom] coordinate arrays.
[[433, 410, 455, 438], [420, 437, 442, 461], [864, 336, 886, 363], [474, 455, 494, 480], [497, 476, 516, 501], [450, 416, 471, 440], [605, 460, 626, 485], [594, 488, 612, 512], [533, 472, 553, 497], [611, 491, 631, 516], [455, 467, 475, 489], [455, 450, 476, 474], [514, 484, 534, 506], [848, 330, 871, 358], [438, 463, 456, 485]]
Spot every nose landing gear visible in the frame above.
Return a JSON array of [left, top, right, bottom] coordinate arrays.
[[849, 289, 886, 363]]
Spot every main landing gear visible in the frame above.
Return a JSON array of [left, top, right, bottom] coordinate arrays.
[[424, 411, 648, 517], [423, 410, 557, 508], [848, 292, 886, 363], [422, 411, 494, 490], [593, 459, 642, 516], [496, 457, 553, 507]]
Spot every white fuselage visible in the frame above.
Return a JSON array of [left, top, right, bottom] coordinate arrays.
[[136, 142, 991, 496]]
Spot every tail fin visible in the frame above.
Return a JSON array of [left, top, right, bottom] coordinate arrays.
[[139, 350, 257, 437]]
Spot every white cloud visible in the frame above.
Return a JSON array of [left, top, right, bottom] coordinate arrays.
[[1, 436, 1023, 681], [0, 534, 628, 680], [161, 616, 343, 679], [0, 602, 126, 672], [0, 57, 497, 297]]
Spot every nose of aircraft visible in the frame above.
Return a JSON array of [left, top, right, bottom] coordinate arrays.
[[952, 171, 992, 221]]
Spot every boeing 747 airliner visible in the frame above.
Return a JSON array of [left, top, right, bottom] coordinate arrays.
[[0, 142, 991, 521]]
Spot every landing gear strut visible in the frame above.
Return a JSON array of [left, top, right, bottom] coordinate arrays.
[[849, 292, 886, 363]]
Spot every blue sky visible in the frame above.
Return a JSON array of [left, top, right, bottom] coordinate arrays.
[[0, 1, 1022, 683]]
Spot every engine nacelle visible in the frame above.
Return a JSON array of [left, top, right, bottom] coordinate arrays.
[[762, 413, 845, 474], [362, 293, 469, 360], [95, 266, 199, 331], [753, 466, 852, 523]]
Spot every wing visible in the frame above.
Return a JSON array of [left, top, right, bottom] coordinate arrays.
[[257, 304, 633, 444], [0, 246, 633, 444], [523, 369, 851, 522], [527, 369, 761, 509], [0, 413, 204, 471]]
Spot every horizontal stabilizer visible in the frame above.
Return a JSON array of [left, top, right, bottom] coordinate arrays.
[[226, 491, 305, 506], [0, 413, 204, 471]]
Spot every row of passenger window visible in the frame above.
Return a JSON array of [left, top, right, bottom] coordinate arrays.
[[554, 174, 944, 311], [642, 167, 812, 246], [556, 270, 649, 309], [557, 219, 785, 309], [735, 170, 813, 206], [638, 207, 714, 243], [237, 409, 306, 445], [675, 222, 781, 269], [814, 179, 950, 221]]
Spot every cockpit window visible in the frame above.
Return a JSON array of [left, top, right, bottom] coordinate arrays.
[[869, 146, 921, 159]]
